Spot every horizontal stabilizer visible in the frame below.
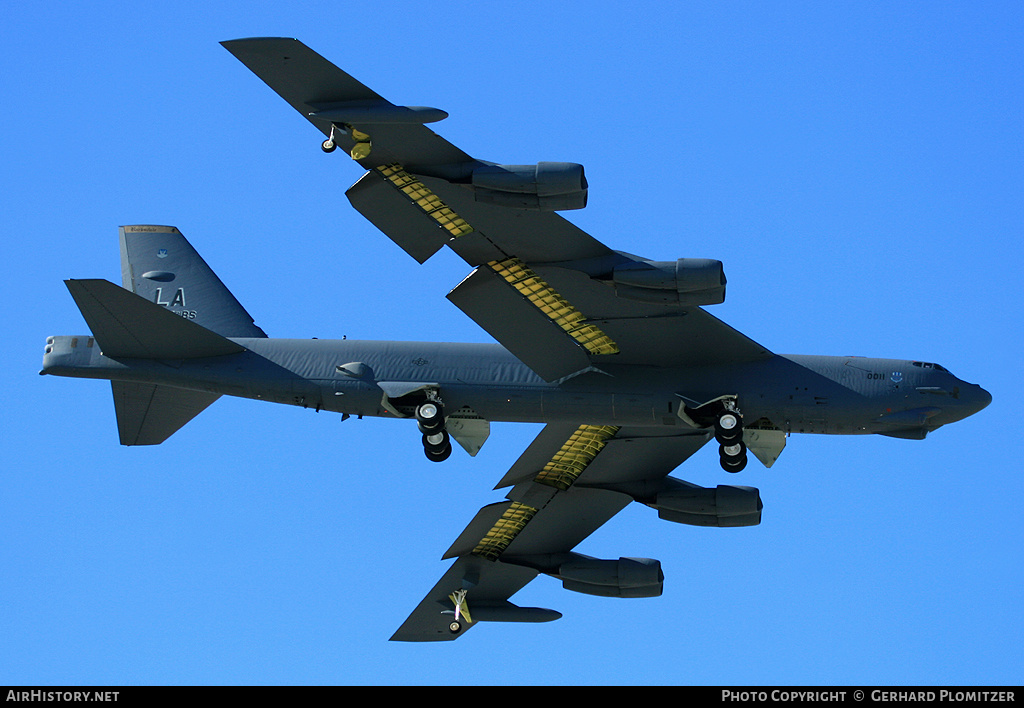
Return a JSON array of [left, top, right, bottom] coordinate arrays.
[[65, 279, 246, 359], [112, 382, 220, 445]]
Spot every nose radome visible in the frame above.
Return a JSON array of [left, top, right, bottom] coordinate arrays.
[[974, 385, 992, 412], [958, 382, 992, 416]]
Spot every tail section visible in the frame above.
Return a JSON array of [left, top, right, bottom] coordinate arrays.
[[65, 278, 247, 359], [118, 225, 266, 338], [45, 225, 264, 445], [112, 382, 220, 446], [56, 279, 244, 446]]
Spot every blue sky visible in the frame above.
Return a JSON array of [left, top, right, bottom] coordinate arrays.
[[3, 1, 1021, 685]]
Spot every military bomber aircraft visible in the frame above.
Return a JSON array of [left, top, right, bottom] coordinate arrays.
[[40, 38, 991, 641]]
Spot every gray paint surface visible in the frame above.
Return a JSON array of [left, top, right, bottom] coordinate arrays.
[[40, 40, 991, 642]]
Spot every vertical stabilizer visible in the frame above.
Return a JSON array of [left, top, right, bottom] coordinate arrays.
[[119, 225, 267, 338]]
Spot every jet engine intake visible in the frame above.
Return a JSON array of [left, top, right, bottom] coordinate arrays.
[[555, 556, 663, 598], [612, 258, 726, 306], [652, 483, 762, 527], [471, 162, 588, 211]]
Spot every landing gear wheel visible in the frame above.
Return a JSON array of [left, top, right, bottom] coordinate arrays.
[[720, 455, 747, 473], [416, 401, 445, 433], [424, 444, 452, 463], [449, 620, 462, 634], [718, 411, 740, 431], [321, 138, 337, 153], [719, 441, 746, 460], [423, 429, 450, 452], [715, 410, 742, 443], [719, 439, 747, 473]]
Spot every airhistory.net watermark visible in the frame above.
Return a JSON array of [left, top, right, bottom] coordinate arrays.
[[6, 691, 119, 702]]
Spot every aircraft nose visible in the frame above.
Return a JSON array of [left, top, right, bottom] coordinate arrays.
[[971, 384, 992, 413], [931, 383, 990, 427], [955, 382, 991, 419]]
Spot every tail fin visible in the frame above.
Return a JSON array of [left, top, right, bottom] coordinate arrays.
[[61, 279, 243, 445], [118, 225, 266, 338], [58, 225, 263, 446], [112, 382, 220, 446]]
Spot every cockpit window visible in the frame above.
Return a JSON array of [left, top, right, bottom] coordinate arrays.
[[912, 361, 949, 373]]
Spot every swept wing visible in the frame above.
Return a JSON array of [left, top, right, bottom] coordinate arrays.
[[222, 38, 771, 382], [391, 425, 712, 641]]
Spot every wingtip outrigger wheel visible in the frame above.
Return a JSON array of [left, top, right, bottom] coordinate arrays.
[[321, 124, 338, 153], [447, 589, 471, 634]]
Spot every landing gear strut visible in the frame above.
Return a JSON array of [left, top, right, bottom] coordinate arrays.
[[321, 125, 338, 153], [417, 399, 452, 462]]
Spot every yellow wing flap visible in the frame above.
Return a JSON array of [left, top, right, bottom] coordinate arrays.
[[444, 425, 620, 561], [487, 258, 619, 357]]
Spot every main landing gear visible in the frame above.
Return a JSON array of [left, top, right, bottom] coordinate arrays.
[[682, 396, 750, 472], [715, 405, 748, 473], [417, 400, 452, 462]]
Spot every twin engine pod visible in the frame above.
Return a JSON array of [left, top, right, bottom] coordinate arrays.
[[611, 258, 727, 307], [554, 556, 664, 598], [501, 552, 663, 598], [650, 480, 762, 528], [470, 162, 588, 211]]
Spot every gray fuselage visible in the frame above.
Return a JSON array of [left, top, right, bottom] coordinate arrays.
[[41, 335, 991, 439]]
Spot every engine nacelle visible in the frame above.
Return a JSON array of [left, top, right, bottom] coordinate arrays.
[[612, 258, 726, 306], [653, 483, 762, 527], [556, 556, 663, 598], [471, 162, 588, 211]]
